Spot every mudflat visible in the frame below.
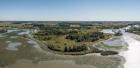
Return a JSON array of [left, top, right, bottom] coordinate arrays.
[[7, 60, 95, 68]]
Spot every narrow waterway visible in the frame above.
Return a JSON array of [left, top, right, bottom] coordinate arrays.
[[122, 32, 140, 68]]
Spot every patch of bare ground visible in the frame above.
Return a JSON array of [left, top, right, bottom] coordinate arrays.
[[5, 54, 124, 68], [6, 60, 96, 68]]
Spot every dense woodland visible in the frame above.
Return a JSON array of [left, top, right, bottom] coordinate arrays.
[[66, 32, 105, 42]]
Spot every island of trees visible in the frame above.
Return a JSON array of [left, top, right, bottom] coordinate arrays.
[[33, 23, 112, 53]]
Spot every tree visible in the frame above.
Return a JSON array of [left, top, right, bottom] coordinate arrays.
[[64, 46, 68, 52]]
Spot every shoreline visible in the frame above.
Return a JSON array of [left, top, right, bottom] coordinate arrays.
[[29, 29, 128, 68], [0, 29, 127, 68]]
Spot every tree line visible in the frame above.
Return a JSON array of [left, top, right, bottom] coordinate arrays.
[[66, 32, 105, 42], [47, 44, 88, 52]]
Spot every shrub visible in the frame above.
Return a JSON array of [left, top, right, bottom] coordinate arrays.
[[101, 51, 118, 56]]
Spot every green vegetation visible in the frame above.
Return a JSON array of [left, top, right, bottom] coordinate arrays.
[[98, 25, 127, 29], [101, 51, 118, 56], [33, 26, 111, 52], [126, 26, 140, 35], [66, 32, 105, 42]]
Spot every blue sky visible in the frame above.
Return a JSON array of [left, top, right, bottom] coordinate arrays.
[[0, 0, 140, 21]]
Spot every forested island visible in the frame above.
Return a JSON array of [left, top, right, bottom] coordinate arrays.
[[32, 22, 125, 55]]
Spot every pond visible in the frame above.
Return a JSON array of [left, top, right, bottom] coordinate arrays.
[[6, 42, 22, 51]]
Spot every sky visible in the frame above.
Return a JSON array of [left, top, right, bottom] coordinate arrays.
[[0, 0, 140, 21]]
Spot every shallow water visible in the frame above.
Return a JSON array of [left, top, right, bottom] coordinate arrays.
[[18, 30, 30, 35], [121, 32, 140, 68], [27, 40, 40, 48], [6, 42, 22, 51], [28, 40, 37, 44], [10, 36, 18, 38], [104, 36, 126, 46], [101, 29, 115, 34], [7, 30, 19, 33], [5, 41, 12, 43]]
